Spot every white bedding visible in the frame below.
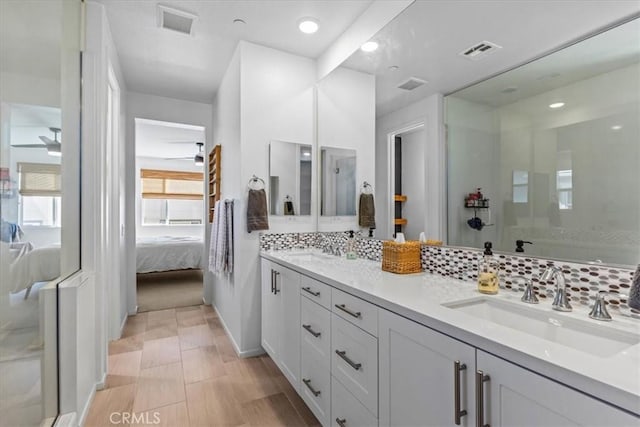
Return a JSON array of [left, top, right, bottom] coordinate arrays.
[[136, 236, 204, 274], [4, 244, 61, 294]]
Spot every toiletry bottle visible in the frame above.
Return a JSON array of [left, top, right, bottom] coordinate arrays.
[[346, 230, 357, 260], [477, 241, 499, 294]]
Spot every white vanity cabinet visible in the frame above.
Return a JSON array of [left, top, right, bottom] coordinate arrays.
[[260, 259, 301, 390], [379, 309, 638, 427]]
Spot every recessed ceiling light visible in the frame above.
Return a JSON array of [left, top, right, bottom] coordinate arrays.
[[388, 65, 399, 71], [361, 41, 379, 52], [233, 18, 246, 25], [298, 18, 319, 34], [611, 125, 623, 131], [549, 102, 565, 109]]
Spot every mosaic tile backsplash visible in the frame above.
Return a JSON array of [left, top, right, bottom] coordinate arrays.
[[259, 232, 639, 319]]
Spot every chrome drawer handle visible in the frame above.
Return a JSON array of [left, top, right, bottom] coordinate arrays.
[[454, 361, 468, 425], [334, 304, 361, 318], [476, 370, 490, 427], [302, 324, 321, 338], [336, 418, 347, 427], [335, 350, 362, 370], [302, 286, 320, 297], [273, 271, 280, 294], [302, 378, 321, 396]]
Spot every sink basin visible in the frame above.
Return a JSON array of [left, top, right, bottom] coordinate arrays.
[[282, 252, 336, 262], [443, 297, 640, 358]]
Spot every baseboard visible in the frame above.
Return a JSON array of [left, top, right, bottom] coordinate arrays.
[[212, 305, 265, 359], [77, 383, 97, 427], [96, 371, 107, 390], [128, 305, 138, 316], [54, 412, 77, 427]]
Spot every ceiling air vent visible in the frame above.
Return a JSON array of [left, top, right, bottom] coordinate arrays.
[[157, 5, 197, 36], [459, 41, 502, 60], [397, 77, 428, 91]]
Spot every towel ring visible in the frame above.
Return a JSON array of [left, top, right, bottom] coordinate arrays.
[[247, 175, 265, 190], [361, 181, 373, 194]]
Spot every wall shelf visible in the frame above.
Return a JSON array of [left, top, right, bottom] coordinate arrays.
[[394, 218, 408, 226], [208, 145, 222, 223], [394, 194, 407, 202]]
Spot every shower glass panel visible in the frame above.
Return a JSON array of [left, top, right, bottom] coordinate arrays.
[[0, 0, 82, 425]]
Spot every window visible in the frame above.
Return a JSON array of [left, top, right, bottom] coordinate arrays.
[[140, 169, 204, 225], [512, 170, 528, 203], [18, 162, 62, 227], [557, 170, 573, 210]]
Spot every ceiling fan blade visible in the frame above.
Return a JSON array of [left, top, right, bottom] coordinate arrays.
[[39, 136, 54, 145], [11, 144, 46, 148], [166, 141, 201, 144], [163, 156, 193, 160]]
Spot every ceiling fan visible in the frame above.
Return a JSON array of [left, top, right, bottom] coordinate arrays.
[[164, 142, 204, 165], [11, 127, 62, 157]]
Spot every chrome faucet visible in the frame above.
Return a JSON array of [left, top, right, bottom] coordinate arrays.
[[589, 291, 629, 321], [514, 276, 538, 304], [540, 266, 572, 312]]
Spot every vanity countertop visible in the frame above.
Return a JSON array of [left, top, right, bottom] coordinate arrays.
[[260, 249, 640, 415]]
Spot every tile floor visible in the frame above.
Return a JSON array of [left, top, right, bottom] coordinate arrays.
[[85, 305, 320, 427]]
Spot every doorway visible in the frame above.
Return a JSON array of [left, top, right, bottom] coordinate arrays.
[[390, 124, 426, 240], [133, 118, 206, 312]]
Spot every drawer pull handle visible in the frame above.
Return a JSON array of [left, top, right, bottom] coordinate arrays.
[[334, 304, 361, 319], [302, 378, 321, 396], [335, 350, 362, 370], [336, 418, 347, 427], [454, 361, 468, 425], [302, 287, 320, 297], [475, 370, 490, 427], [302, 324, 321, 338], [273, 271, 280, 295]]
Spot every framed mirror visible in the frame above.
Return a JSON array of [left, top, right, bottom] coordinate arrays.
[[320, 146, 357, 216], [268, 140, 312, 216], [446, 18, 640, 266]]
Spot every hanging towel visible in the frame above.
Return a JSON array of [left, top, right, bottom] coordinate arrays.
[[209, 199, 234, 274], [358, 193, 376, 228], [247, 189, 269, 232]]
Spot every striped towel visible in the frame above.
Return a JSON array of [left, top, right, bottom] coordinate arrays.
[[209, 199, 234, 274]]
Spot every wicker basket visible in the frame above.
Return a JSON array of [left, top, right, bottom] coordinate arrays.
[[382, 240, 422, 274]]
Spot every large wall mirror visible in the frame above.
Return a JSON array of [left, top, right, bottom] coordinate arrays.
[[320, 146, 357, 216], [446, 18, 640, 266], [269, 140, 312, 216]]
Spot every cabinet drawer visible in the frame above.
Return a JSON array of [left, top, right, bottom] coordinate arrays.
[[301, 275, 331, 309], [331, 314, 378, 416], [301, 345, 331, 427], [331, 288, 378, 336], [332, 376, 378, 427], [301, 296, 331, 360]]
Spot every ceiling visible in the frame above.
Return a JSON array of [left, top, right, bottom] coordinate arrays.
[[135, 118, 206, 160], [341, 0, 640, 116], [97, 0, 374, 103]]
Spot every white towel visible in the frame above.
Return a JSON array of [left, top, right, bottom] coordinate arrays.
[[209, 199, 234, 274]]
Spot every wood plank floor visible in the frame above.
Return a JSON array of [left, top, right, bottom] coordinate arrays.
[[85, 305, 320, 427]]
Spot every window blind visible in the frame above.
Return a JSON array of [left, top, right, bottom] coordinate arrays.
[[141, 169, 203, 200], [18, 162, 62, 196]]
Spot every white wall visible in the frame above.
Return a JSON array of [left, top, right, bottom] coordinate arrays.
[[125, 92, 213, 311], [134, 156, 204, 238], [209, 46, 241, 348], [317, 66, 375, 232], [375, 93, 445, 240], [210, 41, 317, 355]]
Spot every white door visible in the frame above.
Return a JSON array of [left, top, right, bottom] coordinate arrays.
[[276, 264, 301, 389], [379, 309, 475, 427], [261, 259, 279, 359], [476, 350, 638, 426]]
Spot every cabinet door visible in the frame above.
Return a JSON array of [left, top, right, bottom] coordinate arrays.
[[261, 259, 279, 359], [275, 264, 301, 390], [476, 351, 639, 427], [379, 309, 475, 427]]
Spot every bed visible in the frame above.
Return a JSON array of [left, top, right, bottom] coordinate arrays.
[[2, 243, 61, 297], [136, 236, 204, 274]]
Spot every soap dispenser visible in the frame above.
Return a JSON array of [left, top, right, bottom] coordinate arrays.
[[346, 230, 357, 260], [477, 241, 499, 294]]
